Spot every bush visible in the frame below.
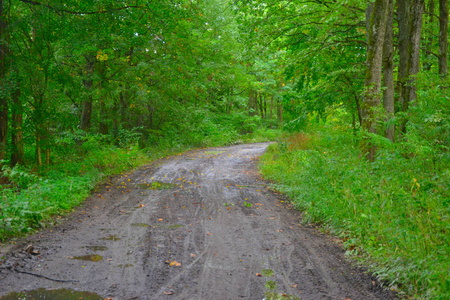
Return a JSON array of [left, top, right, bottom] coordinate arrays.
[[260, 129, 449, 299]]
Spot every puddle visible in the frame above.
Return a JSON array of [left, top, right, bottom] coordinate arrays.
[[261, 269, 274, 277], [84, 246, 108, 251], [263, 292, 300, 300], [137, 181, 177, 190], [72, 254, 103, 262], [101, 235, 121, 241], [131, 223, 149, 227], [0, 288, 103, 299], [265, 280, 277, 290]]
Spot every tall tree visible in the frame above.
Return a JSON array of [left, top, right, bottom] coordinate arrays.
[[0, 0, 8, 161], [400, 0, 425, 136], [438, 0, 448, 77], [397, 0, 411, 115], [383, 0, 395, 141], [362, 0, 389, 160]]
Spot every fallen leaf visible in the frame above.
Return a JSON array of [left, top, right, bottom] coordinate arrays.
[[207, 232, 212, 235], [165, 259, 181, 267], [256, 273, 262, 277], [276, 230, 283, 232], [291, 284, 298, 288], [190, 253, 196, 257], [139, 204, 146, 207], [163, 291, 174, 295]]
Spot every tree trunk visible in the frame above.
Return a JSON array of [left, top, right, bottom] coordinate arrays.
[[362, 0, 389, 160], [269, 95, 273, 119], [438, 0, 448, 77], [248, 90, 256, 116], [397, 0, 412, 112], [45, 148, 50, 165], [423, 0, 435, 71], [263, 95, 267, 118], [119, 90, 130, 128], [36, 131, 42, 167], [400, 0, 425, 136], [99, 100, 108, 134], [80, 55, 95, 131], [0, 0, 8, 161], [383, 0, 395, 141], [98, 62, 108, 134], [277, 98, 283, 127], [258, 93, 262, 117], [11, 86, 24, 166], [355, 95, 363, 126]]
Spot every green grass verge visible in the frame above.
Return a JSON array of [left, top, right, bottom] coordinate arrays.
[[259, 130, 449, 299]]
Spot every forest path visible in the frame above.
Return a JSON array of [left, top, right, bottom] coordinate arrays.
[[0, 143, 395, 300]]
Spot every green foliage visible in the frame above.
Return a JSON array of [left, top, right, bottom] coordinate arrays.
[[0, 114, 278, 241], [0, 140, 149, 240], [260, 129, 449, 299], [1, 165, 39, 189]]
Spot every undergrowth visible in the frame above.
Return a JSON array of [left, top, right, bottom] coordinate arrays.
[[260, 130, 449, 299], [0, 112, 280, 242]]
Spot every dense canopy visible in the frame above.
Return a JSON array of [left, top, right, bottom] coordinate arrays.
[[0, 1, 448, 298]]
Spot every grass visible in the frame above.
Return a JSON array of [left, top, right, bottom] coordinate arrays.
[[260, 130, 449, 299], [0, 120, 280, 242], [0, 144, 150, 241]]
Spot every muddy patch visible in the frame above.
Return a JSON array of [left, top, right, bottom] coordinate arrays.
[[100, 235, 121, 241], [0, 289, 103, 300], [130, 223, 149, 227], [71, 254, 103, 262], [137, 181, 177, 190]]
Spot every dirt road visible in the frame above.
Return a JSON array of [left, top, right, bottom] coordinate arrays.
[[0, 143, 395, 299]]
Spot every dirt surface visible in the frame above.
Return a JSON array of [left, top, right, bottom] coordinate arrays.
[[0, 143, 396, 300]]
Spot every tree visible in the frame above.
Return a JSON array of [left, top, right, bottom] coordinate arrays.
[[438, 0, 448, 77], [0, 0, 8, 161], [362, 0, 389, 160], [382, 0, 394, 141]]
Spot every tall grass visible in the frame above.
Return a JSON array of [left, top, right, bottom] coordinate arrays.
[[260, 130, 449, 299]]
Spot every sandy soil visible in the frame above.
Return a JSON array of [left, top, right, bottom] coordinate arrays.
[[0, 143, 396, 300]]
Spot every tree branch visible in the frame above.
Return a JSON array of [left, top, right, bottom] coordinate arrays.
[[18, 0, 145, 15], [420, 47, 439, 58]]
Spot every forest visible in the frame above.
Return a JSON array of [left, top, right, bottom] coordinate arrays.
[[0, 0, 448, 299]]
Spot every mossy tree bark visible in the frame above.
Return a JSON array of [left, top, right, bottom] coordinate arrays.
[[438, 0, 448, 78], [400, 0, 425, 136], [362, 0, 389, 161], [80, 55, 95, 132], [0, 0, 8, 161], [383, 0, 395, 142]]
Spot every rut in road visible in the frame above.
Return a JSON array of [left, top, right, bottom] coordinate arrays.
[[0, 143, 396, 300]]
